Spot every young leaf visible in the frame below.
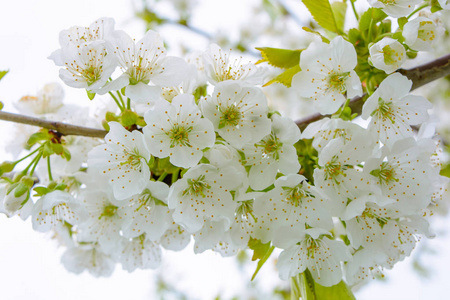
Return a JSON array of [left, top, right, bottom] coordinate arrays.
[[256, 47, 303, 69], [302, 27, 330, 43], [314, 281, 356, 300], [302, 0, 340, 34], [0, 70, 8, 81], [86, 90, 96, 100], [359, 8, 387, 39], [263, 65, 301, 87], [331, 2, 347, 34], [248, 238, 275, 281]]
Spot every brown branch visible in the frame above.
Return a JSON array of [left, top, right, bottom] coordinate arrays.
[[1, 54, 450, 139], [0, 111, 107, 138], [295, 53, 450, 131]]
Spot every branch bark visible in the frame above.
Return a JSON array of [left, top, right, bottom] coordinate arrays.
[[295, 53, 450, 131], [0, 111, 107, 138], [1, 54, 450, 139]]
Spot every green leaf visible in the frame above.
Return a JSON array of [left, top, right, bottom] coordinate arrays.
[[299, 271, 316, 300], [0, 70, 8, 81], [397, 17, 408, 30], [248, 238, 271, 261], [51, 143, 64, 155], [263, 65, 301, 88], [62, 148, 71, 161], [86, 90, 96, 100], [256, 47, 303, 69], [302, 27, 330, 43], [248, 238, 275, 281], [314, 281, 356, 300], [120, 110, 139, 127], [302, 0, 340, 34], [33, 186, 50, 197], [297, 270, 356, 300], [27, 131, 50, 146], [42, 142, 54, 157], [331, 2, 347, 33], [431, 0, 443, 12], [359, 8, 387, 39]]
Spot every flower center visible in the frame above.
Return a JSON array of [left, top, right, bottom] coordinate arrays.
[[219, 105, 241, 128], [182, 175, 211, 197], [256, 133, 282, 160], [282, 186, 312, 207], [82, 65, 102, 86], [418, 21, 436, 42], [326, 72, 349, 93], [167, 125, 193, 147], [371, 98, 396, 123], [381, 45, 401, 65], [370, 161, 398, 185], [324, 156, 345, 183], [100, 204, 118, 219]]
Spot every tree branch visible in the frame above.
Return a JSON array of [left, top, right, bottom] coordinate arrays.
[[0, 111, 107, 138], [1, 54, 450, 139], [296, 53, 450, 131]]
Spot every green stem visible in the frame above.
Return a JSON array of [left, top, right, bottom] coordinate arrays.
[[350, 0, 359, 21], [127, 98, 131, 110], [47, 156, 53, 181], [290, 274, 301, 300], [171, 168, 180, 184], [28, 151, 43, 176], [109, 92, 124, 111], [157, 172, 168, 182], [13, 146, 41, 165], [407, 3, 429, 20], [367, 18, 374, 42], [116, 91, 127, 109]]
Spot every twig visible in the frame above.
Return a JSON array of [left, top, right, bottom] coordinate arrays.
[[296, 53, 450, 131], [0, 111, 107, 138], [1, 54, 450, 139]]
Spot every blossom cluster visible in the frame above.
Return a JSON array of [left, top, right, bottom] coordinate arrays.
[[1, 0, 449, 289]]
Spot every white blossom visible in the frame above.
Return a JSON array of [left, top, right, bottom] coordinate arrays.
[[50, 41, 117, 91], [292, 36, 362, 114], [14, 83, 64, 115], [403, 17, 438, 51], [32, 190, 82, 232], [362, 73, 432, 148], [61, 243, 115, 277], [203, 43, 266, 85], [103, 30, 188, 102], [242, 115, 301, 190], [369, 38, 406, 74], [118, 235, 162, 272], [118, 181, 172, 240], [168, 164, 244, 232], [276, 227, 351, 286], [368, 0, 421, 18], [253, 174, 333, 243], [143, 94, 215, 168], [88, 122, 151, 200], [201, 81, 271, 148]]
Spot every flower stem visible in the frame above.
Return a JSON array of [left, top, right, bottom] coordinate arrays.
[[407, 3, 429, 20], [13, 146, 41, 165], [109, 92, 124, 111], [47, 156, 53, 181], [157, 172, 168, 182], [28, 151, 43, 177], [350, 0, 359, 21]]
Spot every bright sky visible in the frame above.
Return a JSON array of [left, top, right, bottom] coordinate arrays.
[[1, 1, 450, 299]]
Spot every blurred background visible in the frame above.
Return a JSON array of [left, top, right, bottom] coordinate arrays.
[[1, 0, 450, 299]]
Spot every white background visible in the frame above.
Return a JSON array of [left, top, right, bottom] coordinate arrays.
[[1, 0, 450, 299]]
